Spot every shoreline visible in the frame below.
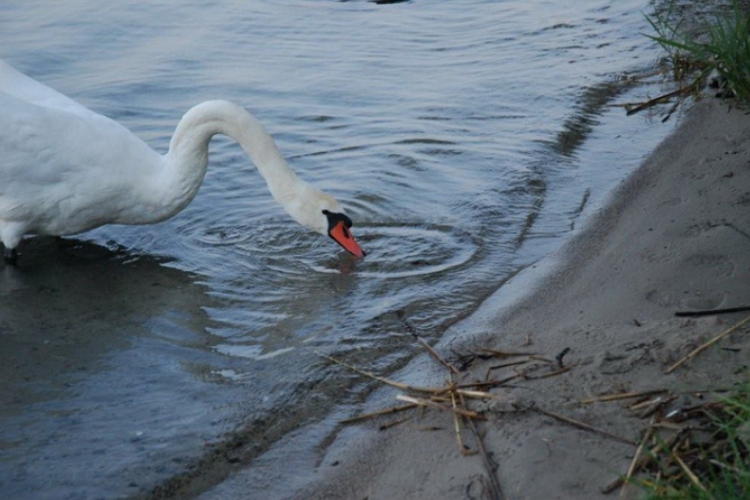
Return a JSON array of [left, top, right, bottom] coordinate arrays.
[[277, 98, 750, 499]]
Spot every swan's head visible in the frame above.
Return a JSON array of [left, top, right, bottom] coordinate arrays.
[[283, 184, 366, 258], [322, 209, 366, 258]]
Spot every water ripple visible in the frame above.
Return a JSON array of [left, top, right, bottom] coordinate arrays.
[[310, 223, 479, 279]]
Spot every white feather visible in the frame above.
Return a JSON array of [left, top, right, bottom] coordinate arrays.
[[0, 61, 354, 256]]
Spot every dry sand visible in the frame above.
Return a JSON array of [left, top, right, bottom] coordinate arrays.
[[287, 99, 750, 499]]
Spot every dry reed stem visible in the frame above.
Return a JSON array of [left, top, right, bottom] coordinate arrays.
[[489, 359, 531, 371], [456, 389, 500, 400], [339, 403, 419, 425], [666, 314, 750, 374], [673, 452, 714, 499], [430, 395, 452, 403], [629, 397, 662, 411], [528, 355, 554, 363], [459, 392, 505, 500], [494, 373, 523, 385], [479, 348, 539, 358], [379, 415, 412, 431], [427, 386, 498, 401], [625, 86, 693, 116], [620, 419, 656, 497], [417, 336, 460, 375], [524, 365, 573, 380], [580, 389, 667, 404], [454, 380, 505, 391], [317, 352, 444, 394], [534, 407, 636, 446], [638, 396, 677, 419], [450, 389, 471, 456], [396, 394, 486, 420]]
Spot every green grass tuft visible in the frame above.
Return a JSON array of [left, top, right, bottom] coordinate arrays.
[[645, 0, 750, 102], [638, 381, 750, 500]]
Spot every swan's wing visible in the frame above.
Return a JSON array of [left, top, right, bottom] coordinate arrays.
[[0, 92, 85, 223], [0, 90, 163, 235], [0, 60, 96, 119]]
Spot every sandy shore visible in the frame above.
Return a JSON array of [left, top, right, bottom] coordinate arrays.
[[279, 99, 750, 500]]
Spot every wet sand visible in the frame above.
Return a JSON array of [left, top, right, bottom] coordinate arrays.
[[269, 99, 750, 499]]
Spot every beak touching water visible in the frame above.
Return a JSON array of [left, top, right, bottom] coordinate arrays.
[[329, 220, 366, 258]]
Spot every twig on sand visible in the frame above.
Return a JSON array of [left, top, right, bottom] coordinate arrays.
[[379, 415, 412, 431], [340, 404, 419, 425], [619, 419, 656, 497], [528, 354, 554, 363], [415, 335, 460, 375], [673, 452, 714, 500], [396, 394, 486, 420], [624, 86, 692, 116], [665, 314, 750, 374], [555, 347, 572, 367], [489, 359, 530, 371], [479, 348, 539, 358], [491, 359, 573, 387], [455, 380, 507, 391], [317, 351, 444, 394], [326, 343, 581, 500], [533, 407, 636, 446], [580, 389, 667, 405], [459, 392, 505, 500], [524, 365, 573, 380], [450, 390, 472, 456], [455, 388, 500, 400], [675, 305, 750, 317]]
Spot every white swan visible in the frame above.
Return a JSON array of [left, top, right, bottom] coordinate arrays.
[[0, 60, 365, 264]]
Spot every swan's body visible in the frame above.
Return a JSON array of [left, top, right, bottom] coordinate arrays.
[[0, 60, 364, 263]]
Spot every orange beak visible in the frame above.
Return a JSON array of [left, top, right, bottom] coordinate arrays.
[[329, 220, 366, 258]]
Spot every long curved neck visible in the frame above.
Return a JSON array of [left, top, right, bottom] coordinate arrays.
[[164, 100, 305, 214]]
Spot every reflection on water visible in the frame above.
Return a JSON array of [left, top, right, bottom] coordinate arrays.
[[0, 238, 243, 499], [0, 0, 678, 497]]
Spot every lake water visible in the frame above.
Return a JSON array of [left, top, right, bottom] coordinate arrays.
[[0, 0, 678, 498]]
